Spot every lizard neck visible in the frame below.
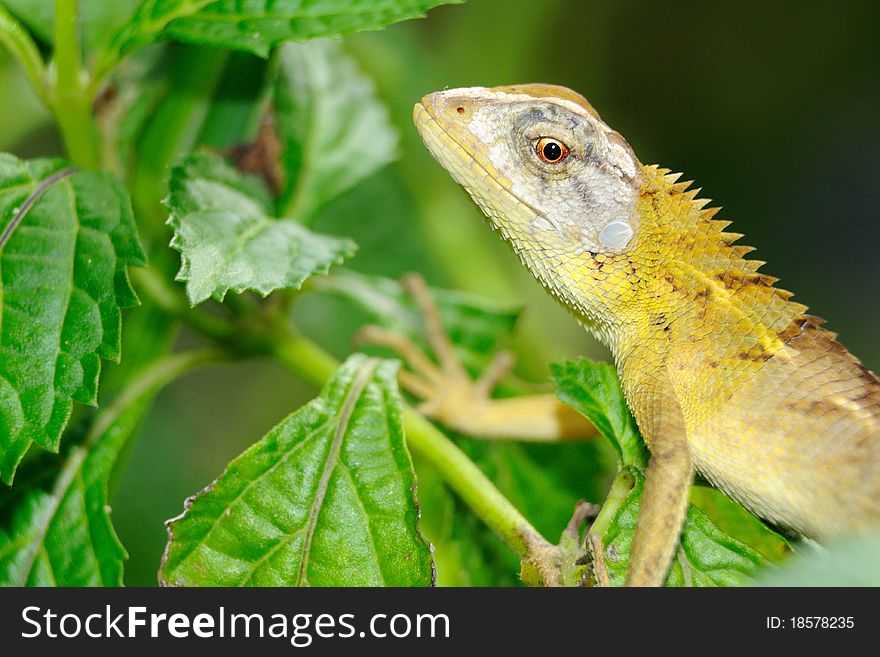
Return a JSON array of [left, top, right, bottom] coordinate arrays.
[[526, 164, 809, 369]]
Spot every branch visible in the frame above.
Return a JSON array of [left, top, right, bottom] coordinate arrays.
[[51, 0, 99, 169]]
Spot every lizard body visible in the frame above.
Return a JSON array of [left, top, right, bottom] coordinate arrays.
[[412, 84, 880, 585]]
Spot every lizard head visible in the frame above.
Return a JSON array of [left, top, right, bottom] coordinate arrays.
[[414, 84, 643, 257]]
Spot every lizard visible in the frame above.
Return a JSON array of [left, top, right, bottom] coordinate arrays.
[[385, 83, 880, 586]]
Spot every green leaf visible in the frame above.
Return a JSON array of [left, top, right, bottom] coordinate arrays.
[[167, 152, 356, 305], [551, 359, 648, 469], [101, 0, 462, 67], [0, 154, 144, 484], [599, 471, 768, 587], [313, 270, 522, 375], [0, 0, 140, 54], [689, 485, 790, 563], [160, 354, 433, 586], [0, 350, 207, 586], [276, 39, 397, 223]]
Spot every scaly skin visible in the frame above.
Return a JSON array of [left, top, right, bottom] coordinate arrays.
[[412, 84, 880, 586]]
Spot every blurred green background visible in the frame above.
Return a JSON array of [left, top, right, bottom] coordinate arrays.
[[2, 0, 877, 585]]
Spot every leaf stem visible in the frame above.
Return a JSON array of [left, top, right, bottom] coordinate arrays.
[[131, 266, 235, 343], [589, 468, 635, 538], [402, 406, 538, 558], [0, 4, 49, 106], [51, 0, 99, 169]]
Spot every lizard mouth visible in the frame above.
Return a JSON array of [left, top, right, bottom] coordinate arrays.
[[412, 98, 547, 228]]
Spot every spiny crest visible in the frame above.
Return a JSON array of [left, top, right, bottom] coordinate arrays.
[[640, 164, 811, 337]]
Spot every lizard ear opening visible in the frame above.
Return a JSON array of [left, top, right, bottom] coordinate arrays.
[[599, 221, 635, 250]]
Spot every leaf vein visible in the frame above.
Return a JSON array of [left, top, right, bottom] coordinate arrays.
[[295, 358, 379, 586]]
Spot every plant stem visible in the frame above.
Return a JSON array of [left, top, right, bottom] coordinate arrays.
[[131, 266, 234, 343], [589, 468, 635, 538], [52, 0, 99, 169], [0, 4, 49, 106], [133, 264, 555, 571], [402, 407, 536, 557], [268, 324, 342, 388]]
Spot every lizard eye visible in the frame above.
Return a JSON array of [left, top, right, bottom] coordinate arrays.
[[536, 137, 569, 164]]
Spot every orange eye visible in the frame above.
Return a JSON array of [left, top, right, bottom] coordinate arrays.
[[536, 137, 568, 164]]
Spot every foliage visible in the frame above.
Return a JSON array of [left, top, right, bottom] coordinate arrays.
[[167, 153, 356, 304], [0, 350, 213, 585], [161, 355, 432, 586], [0, 155, 143, 483], [0, 0, 869, 589]]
